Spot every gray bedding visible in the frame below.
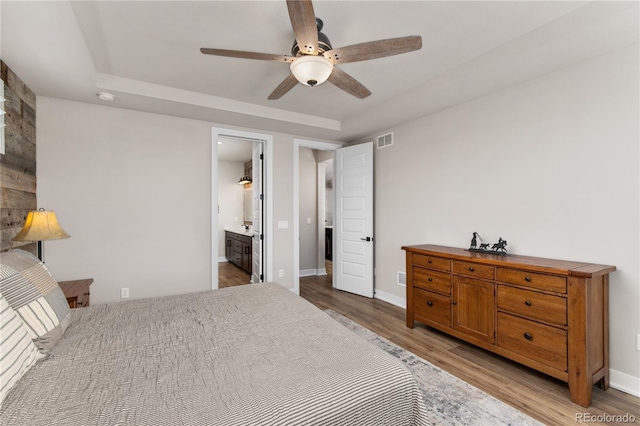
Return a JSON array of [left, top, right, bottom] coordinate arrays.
[[1, 283, 428, 425]]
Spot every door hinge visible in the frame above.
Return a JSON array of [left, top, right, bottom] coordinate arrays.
[[260, 194, 264, 201], [260, 234, 263, 240], [260, 153, 263, 160], [260, 274, 264, 281]]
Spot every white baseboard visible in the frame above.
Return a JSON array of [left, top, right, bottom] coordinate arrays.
[[374, 289, 406, 309], [218, 257, 227, 263], [372, 291, 640, 399], [299, 269, 318, 277], [317, 268, 327, 276], [610, 369, 640, 397]]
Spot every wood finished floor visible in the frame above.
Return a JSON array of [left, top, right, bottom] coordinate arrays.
[[218, 261, 252, 288], [217, 261, 640, 425], [299, 273, 640, 426]]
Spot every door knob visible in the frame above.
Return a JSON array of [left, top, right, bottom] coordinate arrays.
[[360, 237, 373, 242]]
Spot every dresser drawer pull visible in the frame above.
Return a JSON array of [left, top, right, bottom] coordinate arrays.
[[524, 276, 532, 282], [428, 259, 432, 264], [469, 267, 475, 272], [428, 277, 433, 282], [523, 332, 533, 340], [525, 300, 532, 306], [427, 301, 433, 307], [452, 300, 457, 305]]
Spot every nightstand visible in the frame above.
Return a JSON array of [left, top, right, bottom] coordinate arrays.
[[58, 279, 93, 309]]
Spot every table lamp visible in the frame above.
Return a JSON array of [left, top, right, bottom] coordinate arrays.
[[12, 208, 70, 262]]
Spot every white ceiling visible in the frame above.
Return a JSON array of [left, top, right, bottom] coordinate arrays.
[[1, 1, 638, 142]]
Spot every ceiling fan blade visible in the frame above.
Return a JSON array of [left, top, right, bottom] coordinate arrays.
[[327, 67, 371, 99], [268, 74, 299, 100], [323, 36, 422, 64], [200, 48, 293, 63], [286, 0, 318, 55]]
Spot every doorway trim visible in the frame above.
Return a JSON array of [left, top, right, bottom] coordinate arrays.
[[212, 127, 274, 289], [293, 138, 343, 295]]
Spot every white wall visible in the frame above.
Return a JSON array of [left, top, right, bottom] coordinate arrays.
[[299, 147, 318, 273], [36, 97, 310, 301], [365, 46, 639, 390], [325, 187, 333, 226], [217, 160, 244, 259], [37, 97, 213, 303]]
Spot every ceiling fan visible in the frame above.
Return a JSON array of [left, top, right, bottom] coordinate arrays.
[[200, 0, 422, 100]]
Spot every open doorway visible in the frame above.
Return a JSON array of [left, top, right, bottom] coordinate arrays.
[[293, 138, 342, 295], [295, 140, 375, 298], [211, 127, 273, 290], [320, 158, 333, 278], [217, 137, 257, 288]]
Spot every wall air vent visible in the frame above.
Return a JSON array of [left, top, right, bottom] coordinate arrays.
[[397, 271, 407, 287], [376, 132, 393, 149]]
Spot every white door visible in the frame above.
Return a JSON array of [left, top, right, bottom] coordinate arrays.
[[334, 142, 374, 298], [251, 142, 264, 283]]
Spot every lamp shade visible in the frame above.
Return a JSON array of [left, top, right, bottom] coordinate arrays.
[[290, 55, 334, 87], [12, 210, 70, 242]]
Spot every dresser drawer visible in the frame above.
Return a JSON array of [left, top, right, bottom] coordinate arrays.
[[453, 260, 495, 280], [233, 240, 242, 253], [498, 285, 566, 326], [497, 268, 566, 293], [497, 312, 567, 371], [413, 267, 451, 295], [413, 254, 451, 272], [413, 288, 451, 328]]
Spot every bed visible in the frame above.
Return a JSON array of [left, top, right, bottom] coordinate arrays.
[[1, 250, 429, 425]]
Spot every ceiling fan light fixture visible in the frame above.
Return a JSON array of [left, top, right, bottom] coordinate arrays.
[[290, 55, 333, 87]]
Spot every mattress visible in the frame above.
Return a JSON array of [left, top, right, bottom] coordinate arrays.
[[1, 283, 428, 425]]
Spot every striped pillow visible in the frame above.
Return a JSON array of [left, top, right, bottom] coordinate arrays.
[[0, 250, 70, 352], [0, 292, 44, 406]]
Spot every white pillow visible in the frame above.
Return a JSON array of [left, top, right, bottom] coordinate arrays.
[[0, 292, 44, 406]]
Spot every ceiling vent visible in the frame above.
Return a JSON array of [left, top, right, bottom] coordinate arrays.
[[376, 132, 393, 149]]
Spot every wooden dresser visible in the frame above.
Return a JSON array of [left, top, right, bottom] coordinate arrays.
[[402, 244, 615, 407]]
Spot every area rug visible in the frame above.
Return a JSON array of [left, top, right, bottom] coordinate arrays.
[[325, 309, 543, 426]]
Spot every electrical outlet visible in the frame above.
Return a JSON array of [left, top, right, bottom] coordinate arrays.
[[306, 218, 311, 225], [636, 334, 640, 351], [278, 269, 284, 278], [120, 288, 129, 299]]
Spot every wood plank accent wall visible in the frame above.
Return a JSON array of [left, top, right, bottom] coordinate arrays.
[[1, 61, 37, 254]]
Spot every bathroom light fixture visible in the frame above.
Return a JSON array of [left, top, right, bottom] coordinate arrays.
[[237, 176, 252, 185], [97, 92, 115, 101], [290, 55, 334, 87]]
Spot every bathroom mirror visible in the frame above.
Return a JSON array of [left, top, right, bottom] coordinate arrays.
[[244, 187, 253, 223]]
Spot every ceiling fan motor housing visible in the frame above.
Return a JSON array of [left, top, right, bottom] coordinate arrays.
[[291, 18, 332, 56]]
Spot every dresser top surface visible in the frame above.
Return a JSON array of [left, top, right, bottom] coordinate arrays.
[[402, 244, 615, 278]]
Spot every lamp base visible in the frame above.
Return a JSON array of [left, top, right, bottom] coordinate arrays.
[[37, 240, 44, 263]]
